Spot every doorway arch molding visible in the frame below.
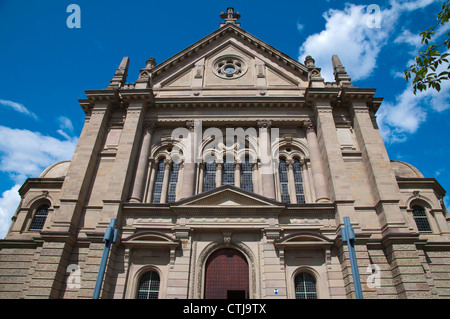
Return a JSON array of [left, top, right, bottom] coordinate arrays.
[[195, 239, 258, 299]]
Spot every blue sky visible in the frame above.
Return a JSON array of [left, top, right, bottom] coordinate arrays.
[[0, 0, 448, 238]]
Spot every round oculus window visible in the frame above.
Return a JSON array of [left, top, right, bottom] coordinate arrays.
[[213, 56, 247, 79]]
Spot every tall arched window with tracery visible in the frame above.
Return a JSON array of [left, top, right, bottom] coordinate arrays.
[[203, 161, 216, 192], [293, 159, 305, 204], [167, 162, 179, 203], [152, 159, 166, 203], [279, 159, 290, 203], [240, 157, 253, 192], [222, 161, 235, 186]]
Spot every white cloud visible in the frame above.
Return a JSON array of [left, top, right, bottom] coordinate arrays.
[[0, 184, 21, 239], [0, 126, 78, 237], [57, 116, 74, 133], [297, 0, 447, 144], [0, 126, 78, 183], [56, 116, 75, 140], [377, 87, 427, 143], [298, 3, 396, 82], [394, 29, 422, 51], [0, 99, 38, 120], [298, 0, 441, 82], [378, 43, 450, 143]]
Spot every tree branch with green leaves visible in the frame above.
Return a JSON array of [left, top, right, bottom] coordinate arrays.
[[404, 0, 450, 94]]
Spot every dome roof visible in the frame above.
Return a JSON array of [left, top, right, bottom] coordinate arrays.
[[39, 161, 71, 178], [390, 160, 424, 178]]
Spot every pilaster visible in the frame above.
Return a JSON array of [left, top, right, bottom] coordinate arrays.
[[179, 121, 197, 200], [261, 228, 286, 298], [166, 228, 192, 298], [346, 93, 409, 235], [257, 120, 275, 200]]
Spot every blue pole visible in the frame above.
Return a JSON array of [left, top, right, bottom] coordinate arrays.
[[93, 218, 118, 299], [341, 217, 363, 299]]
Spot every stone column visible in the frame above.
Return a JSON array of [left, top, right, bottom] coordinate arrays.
[[301, 159, 312, 203], [234, 161, 241, 188], [160, 159, 172, 203], [144, 159, 156, 203], [129, 120, 155, 202], [258, 120, 275, 199], [252, 162, 260, 195], [216, 163, 223, 187], [179, 121, 196, 200], [286, 159, 297, 204], [197, 162, 205, 193], [303, 120, 329, 203]]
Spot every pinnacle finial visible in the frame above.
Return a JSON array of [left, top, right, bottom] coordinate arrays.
[[331, 55, 352, 86], [107, 56, 130, 89], [220, 7, 241, 27]]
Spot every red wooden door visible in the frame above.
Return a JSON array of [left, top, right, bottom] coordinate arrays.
[[204, 248, 249, 299]]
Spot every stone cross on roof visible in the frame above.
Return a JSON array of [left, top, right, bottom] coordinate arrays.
[[220, 7, 241, 27]]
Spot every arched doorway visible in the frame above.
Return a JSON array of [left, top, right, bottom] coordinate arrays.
[[204, 248, 249, 299]]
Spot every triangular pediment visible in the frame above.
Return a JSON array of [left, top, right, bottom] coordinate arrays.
[[173, 184, 283, 207], [151, 23, 309, 97]]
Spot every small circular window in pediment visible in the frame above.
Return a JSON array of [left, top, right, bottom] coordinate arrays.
[[213, 56, 247, 79]]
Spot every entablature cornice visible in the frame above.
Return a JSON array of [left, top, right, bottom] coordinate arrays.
[[119, 88, 154, 103], [151, 96, 306, 109], [18, 178, 64, 196], [396, 177, 446, 197]]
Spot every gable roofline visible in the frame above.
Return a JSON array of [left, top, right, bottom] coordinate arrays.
[[150, 23, 309, 79], [172, 183, 284, 207]]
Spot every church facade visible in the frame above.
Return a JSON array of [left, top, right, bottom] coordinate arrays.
[[1, 8, 449, 299]]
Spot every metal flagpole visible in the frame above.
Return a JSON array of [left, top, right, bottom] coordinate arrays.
[[341, 217, 363, 299], [93, 218, 118, 299]]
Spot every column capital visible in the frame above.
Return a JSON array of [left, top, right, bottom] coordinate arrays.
[[302, 120, 316, 133], [164, 158, 172, 167], [143, 120, 156, 131], [186, 120, 196, 132], [257, 120, 272, 129], [285, 159, 294, 169], [348, 100, 370, 118]]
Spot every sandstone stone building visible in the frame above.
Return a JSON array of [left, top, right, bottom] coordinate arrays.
[[1, 8, 449, 299]]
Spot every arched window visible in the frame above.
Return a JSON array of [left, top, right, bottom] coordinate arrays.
[[152, 159, 165, 203], [222, 161, 235, 186], [294, 272, 317, 299], [293, 159, 305, 204], [279, 159, 290, 203], [203, 161, 216, 192], [167, 162, 179, 203], [412, 205, 432, 233], [240, 157, 253, 192], [29, 205, 49, 231], [137, 271, 160, 299]]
